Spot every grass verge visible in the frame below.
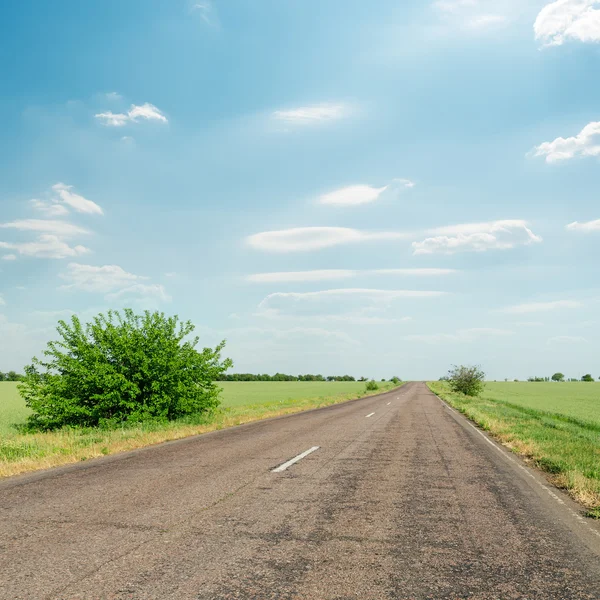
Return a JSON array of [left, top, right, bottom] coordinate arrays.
[[428, 382, 600, 515], [0, 382, 402, 479]]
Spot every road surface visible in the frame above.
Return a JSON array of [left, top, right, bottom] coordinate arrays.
[[1, 382, 599, 599]]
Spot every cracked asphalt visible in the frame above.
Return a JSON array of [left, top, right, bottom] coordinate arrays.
[[1, 382, 599, 599]]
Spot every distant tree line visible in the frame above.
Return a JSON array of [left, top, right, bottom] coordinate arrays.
[[0, 371, 23, 381], [217, 373, 402, 383], [217, 373, 355, 382], [528, 373, 597, 382]]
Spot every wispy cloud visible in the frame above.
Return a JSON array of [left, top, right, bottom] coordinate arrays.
[[318, 179, 414, 207], [247, 227, 406, 253], [258, 289, 446, 321], [59, 263, 148, 293], [567, 218, 600, 232], [246, 268, 457, 283], [0, 235, 90, 259], [412, 220, 541, 255], [535, 0, 600, 46], [95, 103, 168, 127], [498, 300, 582, 314], [59, 263, 170, 302], [272, 103, 349, 124], [192, 1, 219, 27], [532, 122, 600, 163], [0, 219, 89, 237], [52, 183, 103, 216], [29, 199, 70, 217], [248, 221, 539, 254], [1, 254, 17, 261]]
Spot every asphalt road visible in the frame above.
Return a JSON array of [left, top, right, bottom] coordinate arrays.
[[1, 382, 599, 599]]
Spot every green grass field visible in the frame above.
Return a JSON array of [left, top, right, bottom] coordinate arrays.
[[0, 380, 398, 478], [0, 381, 381, 432], [0, 382, 28, 436], [428, 381, 600, 515]]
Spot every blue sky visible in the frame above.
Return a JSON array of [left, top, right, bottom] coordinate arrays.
[[1, 0, 599, 380]]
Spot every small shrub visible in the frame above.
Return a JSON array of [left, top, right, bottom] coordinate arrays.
[[447, 364, 485, 397], [365, 380, 379, 391], [19, 309, 233, 430]]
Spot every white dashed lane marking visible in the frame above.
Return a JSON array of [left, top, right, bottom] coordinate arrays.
[[272, 446, 320, 473]]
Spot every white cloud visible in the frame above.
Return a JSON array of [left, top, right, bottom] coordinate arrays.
[[1, 254, 17, 261], [258, 288, 446, 320], [52, 183, 103, 216], [95, 103, 168, 127], [30, 199, 70, 217], [247, 227, 405, 253], [498, 300, 582, 314], [95, 111, 130, 127], [547, 335, 588, 344], [127, 103, 168, 123], [105, 92, 122, 101], [413, 220, 541, 255], [0, 235, 90, 259], [566, 218, 600, 232], [59, 263, 170, 303], [0, 219, 88, 237], [319, 185, 389, 207], [272, 104, 348, 124], [0, 295, 5, 306], [247, 268, 457, 283], [532, 122, 600, 162], [535, 0, 600, 46], [60, 263, 148, 293]]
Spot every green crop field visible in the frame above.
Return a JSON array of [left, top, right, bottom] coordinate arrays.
[[0, 381, 384, 432], [0, 383, 29, 436], [0, 380, 399, 478], [219, 381, 377, 407], [429, 381, 600, 515]]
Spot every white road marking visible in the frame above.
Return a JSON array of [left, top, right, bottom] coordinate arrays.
[[366, 412, 375, 418], [434, 393, 600, 540], [272, 446, 320, 473]]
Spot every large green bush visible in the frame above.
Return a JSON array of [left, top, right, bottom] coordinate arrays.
[[19, 309, 233, 429], [447, 364, 485, 397]]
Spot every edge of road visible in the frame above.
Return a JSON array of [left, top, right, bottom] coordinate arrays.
[[427, 386, 600, 554], [0, 383, 409, 490]]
